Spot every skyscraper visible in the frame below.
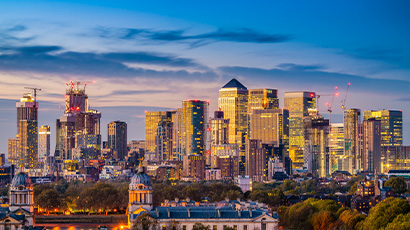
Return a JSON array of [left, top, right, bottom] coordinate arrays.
[[209, 111, 229, 146], [219, 79, 248, 145], [248, 88, 279, 112], [245, 139, 267, 182], [329, 123, 346, 172], [145, 111, 172, 155], [108, 121, 128, 160], [182, 100, 209, 155], [363, 118, 381, 173], [38, 125, 50, 164], [284, 91, 316, 168], [218, 78, 248, 173], [7, 138, 19, 166], [363, 110, 402, 147], [55, 81, 101, 160], [249, 109, 289, 148], [172, 108, 183, 161], [343, 108, 361, 173], [155, 120, 173, 161], [16, 93, 38, 169], [303, 115, 329, 177]]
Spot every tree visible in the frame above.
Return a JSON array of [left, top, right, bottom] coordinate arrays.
[[312, 210, 335, 230], [35, 189, 62, 214], [385, 177, 407, 194], [384, 212, 410, 230], [192, 223, 210, 230], [132, 212, 159, 230], [362, 197, 410, 230], [164, 220, 182, 230]]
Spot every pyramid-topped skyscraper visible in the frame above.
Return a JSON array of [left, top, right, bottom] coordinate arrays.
[[218, 78, 248, 174]]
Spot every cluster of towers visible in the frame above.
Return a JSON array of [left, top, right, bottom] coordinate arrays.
[[7, 81, 129, 175], [146, 78, 404, 180]]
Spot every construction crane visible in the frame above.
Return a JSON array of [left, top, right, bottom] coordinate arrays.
[[325, 86, 339, 131], [24, 87, 41, 102], [316, 93, 335, 116], [66, 80, 95, 91], [341, 83, 351, 111]]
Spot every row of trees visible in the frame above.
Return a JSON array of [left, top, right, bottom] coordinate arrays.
[[34, 180, 128, 215], [278, 197, 410, 230]]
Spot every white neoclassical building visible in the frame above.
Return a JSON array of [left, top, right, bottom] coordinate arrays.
[[128, 168, 279, 230], [0, 172, 35, 229]]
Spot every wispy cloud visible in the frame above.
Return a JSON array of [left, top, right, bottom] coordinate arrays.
[[0, 45, 217, 79], [93, 27, 292, 48], [218, 64, 410, 95]]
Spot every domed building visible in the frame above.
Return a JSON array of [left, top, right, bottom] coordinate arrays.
[[0, 172, 35, 228], [128, 167, 153, 226]]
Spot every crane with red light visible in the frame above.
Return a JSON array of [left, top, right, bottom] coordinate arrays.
[[316, 92, 335, 116], [325, 86, 339, 131]]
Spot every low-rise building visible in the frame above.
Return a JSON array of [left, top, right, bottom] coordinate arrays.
[[128, 168, 278, 230]]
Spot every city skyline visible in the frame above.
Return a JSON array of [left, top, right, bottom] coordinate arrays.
[[1, 0, 410, 154]]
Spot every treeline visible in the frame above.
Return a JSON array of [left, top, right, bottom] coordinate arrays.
[[34, 180, 128, 215], [278, 197, 410, 230]]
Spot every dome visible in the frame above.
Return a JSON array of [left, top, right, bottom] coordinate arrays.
[[130, 168, 151, 187], [11, 172, 32, 188]]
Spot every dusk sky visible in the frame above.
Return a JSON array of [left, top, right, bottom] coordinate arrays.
[[1, 0, 410, 154]]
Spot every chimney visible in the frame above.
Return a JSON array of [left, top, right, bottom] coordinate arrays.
[[249, 208, 252, 218], [217, 209, 221, 217], [187, 208, 191, 218], [167, 208, 170, 218], [238, 210, 241, 217], [156, 208, 159, 218]]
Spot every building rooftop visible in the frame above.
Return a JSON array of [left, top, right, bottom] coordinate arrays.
[[138, 206, 278, 220], [222, 78, 247, 90]]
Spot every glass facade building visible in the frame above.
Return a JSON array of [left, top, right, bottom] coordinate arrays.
[[363, 110, 402, 147], [182, 100, 209, 156], [16, 93, 38, 169], [284, 91, 316, 168]]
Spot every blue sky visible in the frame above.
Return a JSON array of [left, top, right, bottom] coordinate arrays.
[[0, 0, 410, 154]]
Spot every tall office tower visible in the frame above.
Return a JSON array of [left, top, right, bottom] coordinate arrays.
[[38, 125, 50, 164], [206, 111, 230, 165], [363, 118, 381, 173], [145, 111, 172, 155], [7, 138, 19, 165], [303, 116, 329, 177], [172, 108, 183, 160], [343, 108, 361, 173], [248, 89, 279, 112], [107, 121, 128, 160], [55, 81, 101, 160], [209, 111, 229, 146], [182, 100, 209, 155], [249, 108, 289, 149], [284, 91, 316, 169], [16, 93, 38, 169], [245, 139, 267, 182], [218, 78, 248, 174], [329, 123, 346, 172], [363, 110, 403, 147], [155, 120, 173, 161]]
